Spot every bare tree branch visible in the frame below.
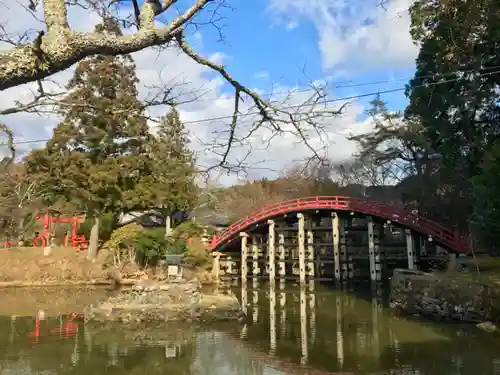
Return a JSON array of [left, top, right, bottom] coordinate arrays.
[[0, 0, 211, 90], [1, 0, 353, 180], [0, 121, 15, 164], [43, 0, 70, 31], [174, 29, 348, 173]]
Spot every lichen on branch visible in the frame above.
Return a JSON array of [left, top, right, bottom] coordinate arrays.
[[0, 0, 210, 90]]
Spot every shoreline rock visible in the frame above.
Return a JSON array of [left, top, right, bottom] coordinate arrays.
[[84, 280, 246, 324], [389, 268, 500, 324], [477, 321, 498, 333]]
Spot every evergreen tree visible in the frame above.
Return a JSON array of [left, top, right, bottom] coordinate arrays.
[[137, 109, 197, 236], [24, 21, 150, 258], [405, 0, 500, 229], [472, 144, 500, 254]]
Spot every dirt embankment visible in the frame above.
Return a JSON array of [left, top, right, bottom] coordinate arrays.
[[0, 246, 216, 288], [0, 247, 112, 287]]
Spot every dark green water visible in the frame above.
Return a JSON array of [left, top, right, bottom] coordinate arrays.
[[0, 283, 499, 375]]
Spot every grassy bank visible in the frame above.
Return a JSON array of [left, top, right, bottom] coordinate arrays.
[[457, 256, 500, 287]]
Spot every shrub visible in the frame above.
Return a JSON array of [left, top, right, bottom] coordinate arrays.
[[182, 239, 212, 269], [104, 220, 213, 270], [173, 220, 205, 239], [102, 223, 142, 268], [166, 237, 188, 254], [133, 228, 168, 266]]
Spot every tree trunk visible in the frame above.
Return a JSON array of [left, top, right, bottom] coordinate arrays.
[[211, 253, 221, 283], [86, 216, 100, 261], [165, 214, 172, 239], [17, 216, 25, 244]]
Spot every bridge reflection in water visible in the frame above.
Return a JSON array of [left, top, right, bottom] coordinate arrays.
[[1, 284, 500, 375], [227, 281, 500, 375], [237, 280, 384, 370]]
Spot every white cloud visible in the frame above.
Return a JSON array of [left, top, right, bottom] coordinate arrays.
[[285, 20, 299, 30], [0, 3, 103, 159], [267, 0, 418, 71], [0, 2, 372, 185], [254, 71, 270, 80]]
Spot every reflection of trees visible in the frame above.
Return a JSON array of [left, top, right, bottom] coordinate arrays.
[[379, 328, 500, 375], [0, 316, 196, 375], [191, 331, 264, 375], [0, 315, 271, 375], [229, 284, 500, 375]]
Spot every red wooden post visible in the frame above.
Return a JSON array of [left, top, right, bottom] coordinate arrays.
[[210, 234, 217, 250], [33, 215, 51, 247], [28, 315, 41, 344], [42, 214, 50, 244]]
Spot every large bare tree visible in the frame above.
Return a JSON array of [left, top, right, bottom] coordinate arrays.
[[0, 0, 349, 173]]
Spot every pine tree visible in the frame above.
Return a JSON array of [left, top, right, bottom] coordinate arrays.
[[24, 21, 150, 258], [138, 109, 197, 236]]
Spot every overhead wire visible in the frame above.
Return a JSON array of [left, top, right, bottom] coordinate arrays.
[[1, 67, 500, 147], [152, 64, 500, 103]]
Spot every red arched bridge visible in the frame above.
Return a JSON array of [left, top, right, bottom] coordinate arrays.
[[210, 196, 471, 253]]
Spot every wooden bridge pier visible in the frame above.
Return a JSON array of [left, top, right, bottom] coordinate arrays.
[[267, 220, 276, 286], [331, 212, 353, 283], [406, 229, 417, 270], [297, 213, 306, 284], [278, 233, 286, 284], [251, 235, 259, 281], [240, 232, 248, 285]]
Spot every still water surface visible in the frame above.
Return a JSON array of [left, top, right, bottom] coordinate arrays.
[[0, 283, 499, 375]]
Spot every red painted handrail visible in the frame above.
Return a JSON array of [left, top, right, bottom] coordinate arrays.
[[211, 196, 470, 253]]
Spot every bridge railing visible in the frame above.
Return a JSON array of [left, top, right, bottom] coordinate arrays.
[[212, 196, 470, 253]]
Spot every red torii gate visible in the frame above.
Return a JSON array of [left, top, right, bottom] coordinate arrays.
[[32, 214, 87, 249]]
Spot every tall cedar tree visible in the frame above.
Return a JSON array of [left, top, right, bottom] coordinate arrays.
[[136, 109, 197, 231], [472, 143, 500, 254], [24, 21, 150, 258], [405, 0, 500, 230]]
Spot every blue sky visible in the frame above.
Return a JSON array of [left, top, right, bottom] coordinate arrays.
[[173, 0, 418, 116], [120, 0, 417, 118], [107, 0, 420, 181], [0, 0, 419, 180]]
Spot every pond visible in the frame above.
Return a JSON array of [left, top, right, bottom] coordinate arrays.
[[0, 282, 498, 375]]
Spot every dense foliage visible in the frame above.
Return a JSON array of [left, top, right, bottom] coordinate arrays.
[[406, 0, 500, 249], [135, 109, 198, 218], [344, 0, 500, 252]]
